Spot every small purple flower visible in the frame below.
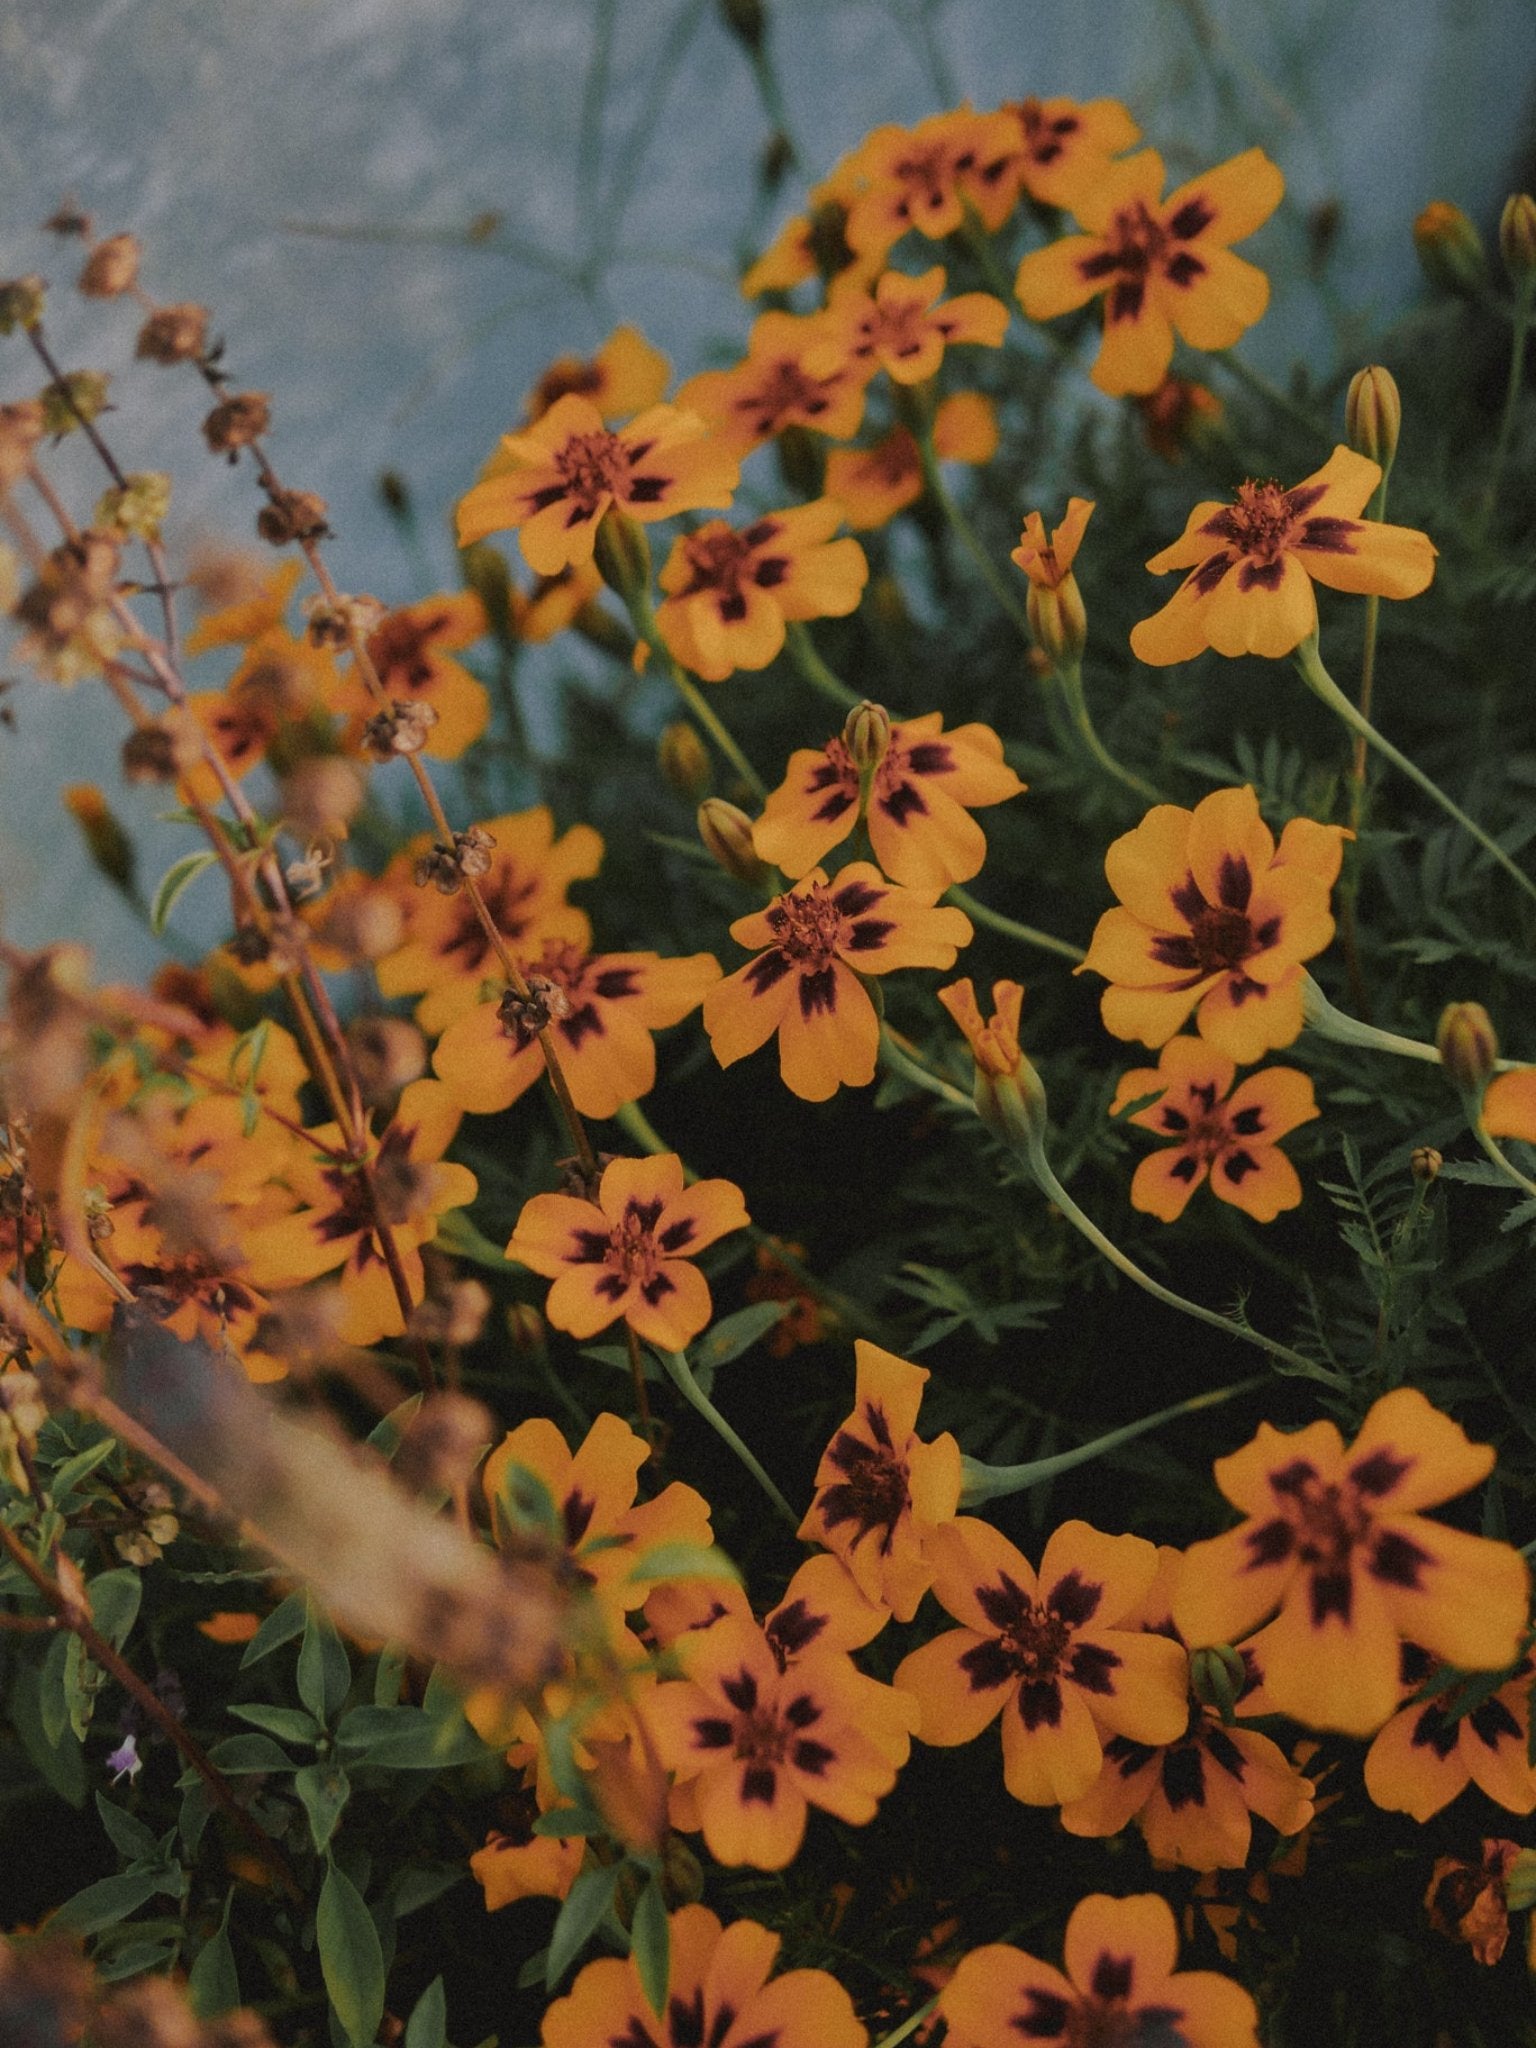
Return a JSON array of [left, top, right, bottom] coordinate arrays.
[[106, 1732, 141, 1784]]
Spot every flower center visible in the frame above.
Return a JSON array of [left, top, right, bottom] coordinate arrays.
[[1279, 1472, 1372, 1570], [743, 358, 833, 433], [607, 1203, 662, 1286], [554, 429, 631, 513], [734, 1707, 790, 1766], [1188, 903, 1256, 974], [766, 883, 849, 967], [1103, 199, 1167, 279], [1225, 480, 1296, 563], [679, 527, 754, 600], [1065, 2001, 1146, 2048], [1000, 1602, 1072, 1682]]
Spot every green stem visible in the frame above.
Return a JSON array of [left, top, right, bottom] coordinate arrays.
[[878, 1027, 972, 1109], [1349, 471, 1390, 826], [1294, 635, 1536, 913], [627, 587, 767, 800], [1301, 972, 1523, 1073], [960, 1372, 1270, 1506], [1054, 659, 1164, 806], [1212, 349, 1329, 437], [871, 1995, 942, 2048], [1471, 1118, 1536, 1202], [945, 884, 1086, 964], [659, 1350, 798, 1528], [917, 432, 1034, 638], [784, 621, 863, 711], [1482, 277, 1535, 532]]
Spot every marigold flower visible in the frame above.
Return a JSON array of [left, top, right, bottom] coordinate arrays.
[[540, 1904, 867, 2048], [1060, 1548, 1315, 1871], [894, 1517, 1188, 1806], [328, 591, 489, 760], [940, 1891, 1260, 2048], [645, 1610, 915, 1868], [471, 1752, 584, 1910], [1137, 373, 1225, 460], [455, 394, 739, 577], [523, 323, 669, 424], [510, 558, 608, 644], [1111, 1037, 1317, 1223], [799, 1341, 962, 1623], [1173, 1388, 1531, 1737], [808, 265, 1009, 387], [1011, 497, 1092, 591], [674, 309, 869, 457], [432, 941, 719, 1122], [184, 557, 303, 653], [840, 108, 1023, 255], [654, 498, 867, 682], [1425, 1839, 1524, 1966], [823, 392, 997, 530], [753, 714, 1023, 892], [374, 806, 603, 1035], [507, 1153, 748, 1352], [1364, 1643, 1536, 1821], [702, 864, 973, 1101], [1078, 784, 1347, 1062], [743, 1238, 828, 1357], [938, 976, 1023, 1081], [1479, 1063, 1536, 1140], [1015, 146, 1283, 396], [996, 94, 1142, 211], [1130, 446, 1437, 664]]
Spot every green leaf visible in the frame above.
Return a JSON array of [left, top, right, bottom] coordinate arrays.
[[690, 1300, 787, 1370], [493, 1458, 561, 1545], [228, 1702, 322, 1745], [624, 1542, 739, 1586], [334, 1704, 488, 1770], [240, 1589, 309, 1668], [47, 1433, 119, 1502], [149, 850, 220, 935], [38, 1625, 72, 1746], [88, 1567, 143, 1649], [546, 1864, 618, 1990], [367, 1394, 423, 1458], [10, 1661, 86, 1805], [187, 1891, 239, 2018], [297, 1598, 352, 1726], [431, 1207, 515, 1272], [201, 1733, 295, 1775], [581, 1342, 661, 1383], [95, 1940, 178, 1983], [294, 1762, 351, 1854], [630, 1874, 671, 2016], [390, 1866, 463, 1920], [404, 1977, 448, 2048], [94, 1791, 159, 1864], [317, 1862, 387, 2048], [52, 1866, 176, 1935]]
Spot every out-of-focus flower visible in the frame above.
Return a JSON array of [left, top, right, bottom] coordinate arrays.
[[823, 391, 997, 529], [522, 324, 669, 423], [1425, 1838, 1525, 1965]]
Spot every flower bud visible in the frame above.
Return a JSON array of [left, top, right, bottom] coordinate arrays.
[[1505, 1845, 1536, 1915], [1189, 1643, 1247, 1724], [1413, 201, 1487, 294], [1410, 1145, 1442, 1183], [1344, 365, 1401, 475], [659, 719, 711, 800], [78, 231, 141, 298], [842, 698, 891, 776], [135, 301, 209, 364], [257, 485, 330, 546], [458, 540, 516, 645], [1025, 574, 1087, 669], [0, 276, 46, 334], [1499, 193, 1536, 287], [592, 507, 652, 606], [775, 422, 823, 500], [698, 797, 771, 887], [506, 1301, 546, 1354], [202, 390, 271, 460], [39, 370, 111, 437], [1436, 1000, 1499, 1099], [937, 978, 1049, 1151], [63, 783, 136, 893], [95, 470, 172, 542]]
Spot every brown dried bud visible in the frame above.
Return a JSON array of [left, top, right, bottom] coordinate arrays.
[[281, 754, 366, 838], [39, 370, 111, 437], [305, 591, 385, 648], [43, 202, 92, 237], [394, 1390, 493, 1493], [1499, 192, 1536, 286], [1344, 366, 1401, 474], [1437, 1000, 1499, 1099], [414, 844, 463, 894], [345, 1015, 427, 1105], [843, 698, 891, 775], [453, 822, 496, 879], [659, 719, 711, 801], [0, 276, 46, 334], [0, 399, 46, 487], [78, 232, 141, 298], [497, 974, 571, 1041], [1411, 1145, 1442, 1183], [257, 484, 330, 546], [363, 698, 438, 758], [95, 470, 172, 541], [698, 797, 770, 887], [122, 716, 196, 783], [135, 301, 210, 364], [202, 390, 271, 459]]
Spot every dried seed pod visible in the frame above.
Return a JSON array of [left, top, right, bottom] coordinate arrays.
[[202, 390, 271, 458], [135, 301, 210, 364], [77, 232, 141, 298]]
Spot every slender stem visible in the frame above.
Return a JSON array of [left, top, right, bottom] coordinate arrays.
[[659, 1351, 798, 1528], [1211, 349, 1329, 437], [783, 622, 862, 711], [1470, 1119, 1536, 1202], [1294, 636, 1536, 913], [1054, 659, 1164, 806], [623, 1321, 657, 1447], [917, 433, 1034, 638], [871, 1995, 941, 2048], [1482, 278, 1535, 532], [960, 1372, 1270, 1506], [944, 885, 1086, 964], [1299, 972, 1442, 1067], [669, 665, 768, 802], [878, 1028, 971, 1109]]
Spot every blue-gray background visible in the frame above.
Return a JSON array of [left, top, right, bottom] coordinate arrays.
[[2, 0, 1532, 976]]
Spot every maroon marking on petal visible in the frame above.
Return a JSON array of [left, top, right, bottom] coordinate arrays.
[[524, 483, 567, 514], [692, 1716, 734, 1749], [784, 1694, 821, 1728], [640, 1271, 676, 1307], [666, 1989, 704, 2048], [1282, 483, 1327, 519], [1309, 1568, 1352, 1625], [864, 1400, 894, 1449], [1016, 1989, 1072, 2037], [611, 2015, 664, 2048], [1167, 197, 1215, 240], [595, 1273, 628, 1302], [1245, 1518, 1295, 1567], [1204, 1725, 1247, 1779], [1104, 1735, 1157, 1778], [1269, 1460, 1319, 1495], [1091, 1953, 1134, 2001], [767, 1600, 826, 1665], [1349, 1450, 1412, 1497], [1228, 1105, 1265, 1137], [1237, 558, 1285, 592], [1409, 1702, 1460, 1760], [591, 966, 641, 1000], [792, 1739, 835, 1776], [626, 475, 667, 503], [564, 502, 597, 530], [1079, 248, 1123, 281], [1191, 549, 1236, 596], [1108, 277, 1145, 323], [745, 949, 795, 998], [1067, 1642, 1120, 1694], [811, 790, 858, 824], [1161, 1743, 1208, 1811], [569, 1228, 611, 1264], [625, 1197, 664, 1231], [741, 518, 781, 548], [754, 556, 789, 589], [1164, 250, 1206, 287], [1369, 1530, 1432, 1589], [879, 781, 928, 826], [1017, 1677, 1064, 1730], [1047, 1570, 1103, 1626], [657, 1218, 696, 1253], [561, 1002, 604, 1050], [845, 918, 896, 952], [1170, 1155, 1200, 1183], [904, 741, 954, 774], [1160, 1107, 1190, 1132], [798, 965, 838, 1018], [833, 879, 885, 917], [1215, 854, 1252, 911], [1400, 1641, 1436, 1687], [562, 1489, 596, 1545], [740, 1764, 777, 1805], [1470, 1695, 1521, 1750], [975, 1572, 1034, 1632], [1170, 874, 1208, 921], [718, 592, 748, 623], [807, 758, 851, 791], [1297, 515, 1360, 555], [721, 1668, 758, 1712], [1202, 507, 1246, 542], [1149, 934, 1201, 971], [959, 1637, 1017, 1693], [1222, 1150, 1258, 1183]]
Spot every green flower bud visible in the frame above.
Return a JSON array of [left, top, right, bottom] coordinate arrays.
[[1344, 365, 1401, 475], [1190, 1643, 1247, 1724], [1413, 201, 1486, 294], [659, 720, 711, 801], [592, 506, 652, 607], [0, 276, 46, 335], [1499, 193, 1536, 287], [698, 798, 770, 888], [1437, 1001, 1499, 1099], [95, 471, 172, 542]]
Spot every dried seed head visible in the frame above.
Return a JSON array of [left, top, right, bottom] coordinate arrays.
[[345, 1015, 427, 1105], [413, 843, 461, 892], [0, 399, 46, 487], [135, 301, 210, 364], [43, 201, 92, 237], [78, 232, 141, 298], [362, 698, 438, 758], [257, 484, 330, 546], [94, 470, 173, 542], [39, 369, 112, 437], [453, 822, 496, 879], [305, 591, 384, 648], [0, 276, 46, 334], [497, 974, 571, 1040], [202, 390, 271, 459]]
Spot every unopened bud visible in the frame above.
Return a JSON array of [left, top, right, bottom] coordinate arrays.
[[842, 699, 891, 775], [698, 797, 770, 887], [659, 719, 711, 800], [135, 302, 209, 364], [43, 202, 92, 237], [1190, 1643, 1247, 1724], [1437, 1000, 1499, 1099], [1499, 193, 1536, 287], [40, 370, 111, 437], [1025, 574, 1087, 669], [1413, 201, 1487, 294], [95, 470, 172, 541], [506, 1301, 546, 1354], [1411, 1144, 1442, 1184], [1344, 366, 1401, 475], [0, 276, 46, 335], [257, 484, 329, 546], [202, 391, 271, 460], [78, 232, 141, 298], [592, 507, 652, 605], [1506, 1847, 1536, 1914], [63, 783, 136, 893]]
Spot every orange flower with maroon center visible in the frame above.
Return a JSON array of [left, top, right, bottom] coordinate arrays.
[[841, 108, 1022, 253], [674, 311, 869, 457], [810, 265, 1008, 387], [1001, 94, 1141, 209], [1112, 1038, 1317, 1224], [1364, 1642, 1536, 1822]]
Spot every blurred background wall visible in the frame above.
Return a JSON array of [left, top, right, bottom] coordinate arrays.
[[1, 0, 1532, 974]]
